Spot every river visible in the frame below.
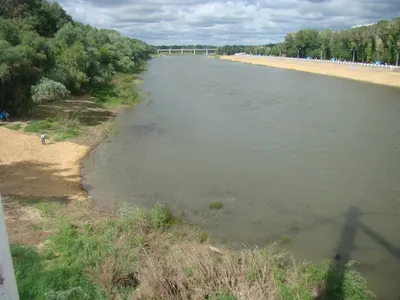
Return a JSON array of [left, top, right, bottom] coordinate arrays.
[[82, 56, 400, 299]]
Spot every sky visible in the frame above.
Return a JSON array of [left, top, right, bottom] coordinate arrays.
[[55, 0, 400, 46]]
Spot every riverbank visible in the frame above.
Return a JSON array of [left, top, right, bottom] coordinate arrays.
[[220, 55, 400, 88], [0, 74, 139, 200], [1, 73, 375, 299]]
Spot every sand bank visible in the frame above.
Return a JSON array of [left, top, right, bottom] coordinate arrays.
[[0, 127, 89, 200], [220, 55, 400, 88]]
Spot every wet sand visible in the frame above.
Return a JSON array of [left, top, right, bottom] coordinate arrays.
[[220, 55, 400, 88]]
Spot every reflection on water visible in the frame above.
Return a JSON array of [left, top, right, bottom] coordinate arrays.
[[82, 56, 400, 299]]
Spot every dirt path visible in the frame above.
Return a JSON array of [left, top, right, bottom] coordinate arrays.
[[0, 127, 89, 199], [220, 55, 400, 88]]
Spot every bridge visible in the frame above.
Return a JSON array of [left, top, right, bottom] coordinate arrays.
[[156, 48, 216, 55]]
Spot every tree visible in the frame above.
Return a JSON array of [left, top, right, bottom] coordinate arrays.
[[0, 0, 151, 114]]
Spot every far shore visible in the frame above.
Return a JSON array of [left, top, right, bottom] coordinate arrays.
[[220, 55, 400, 88]]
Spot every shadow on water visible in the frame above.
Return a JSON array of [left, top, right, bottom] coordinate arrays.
[[323, 206, 400, 299]]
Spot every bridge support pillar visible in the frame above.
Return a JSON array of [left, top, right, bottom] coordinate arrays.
[[169, 48, 171, 54], [181, 49, 183, 54], [206, 49, 208, 55], [193, 49, 196, 55]]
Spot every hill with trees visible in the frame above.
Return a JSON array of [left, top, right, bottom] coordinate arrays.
[[0, 0, 152, 115], [216, 17, 400, 65]]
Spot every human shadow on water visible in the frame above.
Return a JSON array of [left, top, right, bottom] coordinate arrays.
[[321, 206, 400, 300], [321, 206, 360, 300]]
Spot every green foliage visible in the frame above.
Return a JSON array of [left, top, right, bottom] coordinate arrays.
[[31, 78, 69, 103], [209, 201, 224, 210], [299, 261, 376, 300], [6, 123, 22, 130], [11, 245, 106, 300], [10, 198, 375, 300], [216, 17, 400, 64], [24, 117, 82, 141], [198, 232, 209, 243], [117, 203, 176, 229], [34, 201, 62, 216], [11, 202, 178, 299], [0, 0, 151, 115], [92, 74, 140, 108], [208, 291, 237, 300]]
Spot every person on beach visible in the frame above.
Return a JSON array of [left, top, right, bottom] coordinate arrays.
[[40, 132, 46, 145]]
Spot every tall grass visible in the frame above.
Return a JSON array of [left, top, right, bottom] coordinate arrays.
[[92, 74, 141, 108], [10, 200, 374, 300]]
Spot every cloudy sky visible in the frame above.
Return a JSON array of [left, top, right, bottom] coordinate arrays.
[[55, 0, 400, 45]]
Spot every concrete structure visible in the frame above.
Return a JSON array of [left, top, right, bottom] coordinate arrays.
[[156, 48, 216, 55], [0, 194, 19, 300]]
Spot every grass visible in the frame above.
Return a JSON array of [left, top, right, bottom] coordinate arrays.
[[6, 197, 375, 300], [24, 117, 82, 141], [6, 123, 22, 130], [198, 232, 210, 243], [280, 235, 291, 244], [209, 201, 224, 210], [92, 74, 141, 109]]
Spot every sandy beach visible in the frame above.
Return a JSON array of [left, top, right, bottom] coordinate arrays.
[[220, 55, 400, 88], [0, 127, 89, 200]]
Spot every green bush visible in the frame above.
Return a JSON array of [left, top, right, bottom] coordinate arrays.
[[209, 201, 223, 210], [31, 78, 70, 104]]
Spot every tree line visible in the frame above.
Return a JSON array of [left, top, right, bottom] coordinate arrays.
[[0, 0, 152, 115], [216, 17, 400, 65]]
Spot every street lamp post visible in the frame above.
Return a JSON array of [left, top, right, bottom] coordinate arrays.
[[297, 48, 301, 59], [397, 51, 399, 67]]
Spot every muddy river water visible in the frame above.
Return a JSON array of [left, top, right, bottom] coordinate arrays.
[[82, 56, 400, 298]]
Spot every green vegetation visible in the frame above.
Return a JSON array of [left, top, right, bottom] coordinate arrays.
[[280, 235, 291, 244], [6, 197, 374, 300], [18, 72, 141, 141], [24, 117, 82, 141], [208, 291, 237, 300], [198, 231, 210, 243], [216, 17, 400, 64], [0, 0, 152, 116], [209, 201, 224, 210], [92, 74, 141, 109], [5, 123, 22, 130]]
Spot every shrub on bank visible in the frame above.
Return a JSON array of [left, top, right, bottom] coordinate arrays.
[[31, 78, 70, 104]]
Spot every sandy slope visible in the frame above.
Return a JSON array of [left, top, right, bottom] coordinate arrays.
[[0, 127, 88, 199], [220, 55, 400, 88]]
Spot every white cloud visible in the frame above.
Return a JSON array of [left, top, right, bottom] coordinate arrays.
[[55, 0, 400, 45]]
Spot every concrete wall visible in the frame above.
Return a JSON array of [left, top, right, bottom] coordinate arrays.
[[0, 194, 19, 300]]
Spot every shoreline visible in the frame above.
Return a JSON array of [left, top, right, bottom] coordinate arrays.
[[220, 55, 400, 88], [1, 70, 377, 299], [0, 76, 135, 202]]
